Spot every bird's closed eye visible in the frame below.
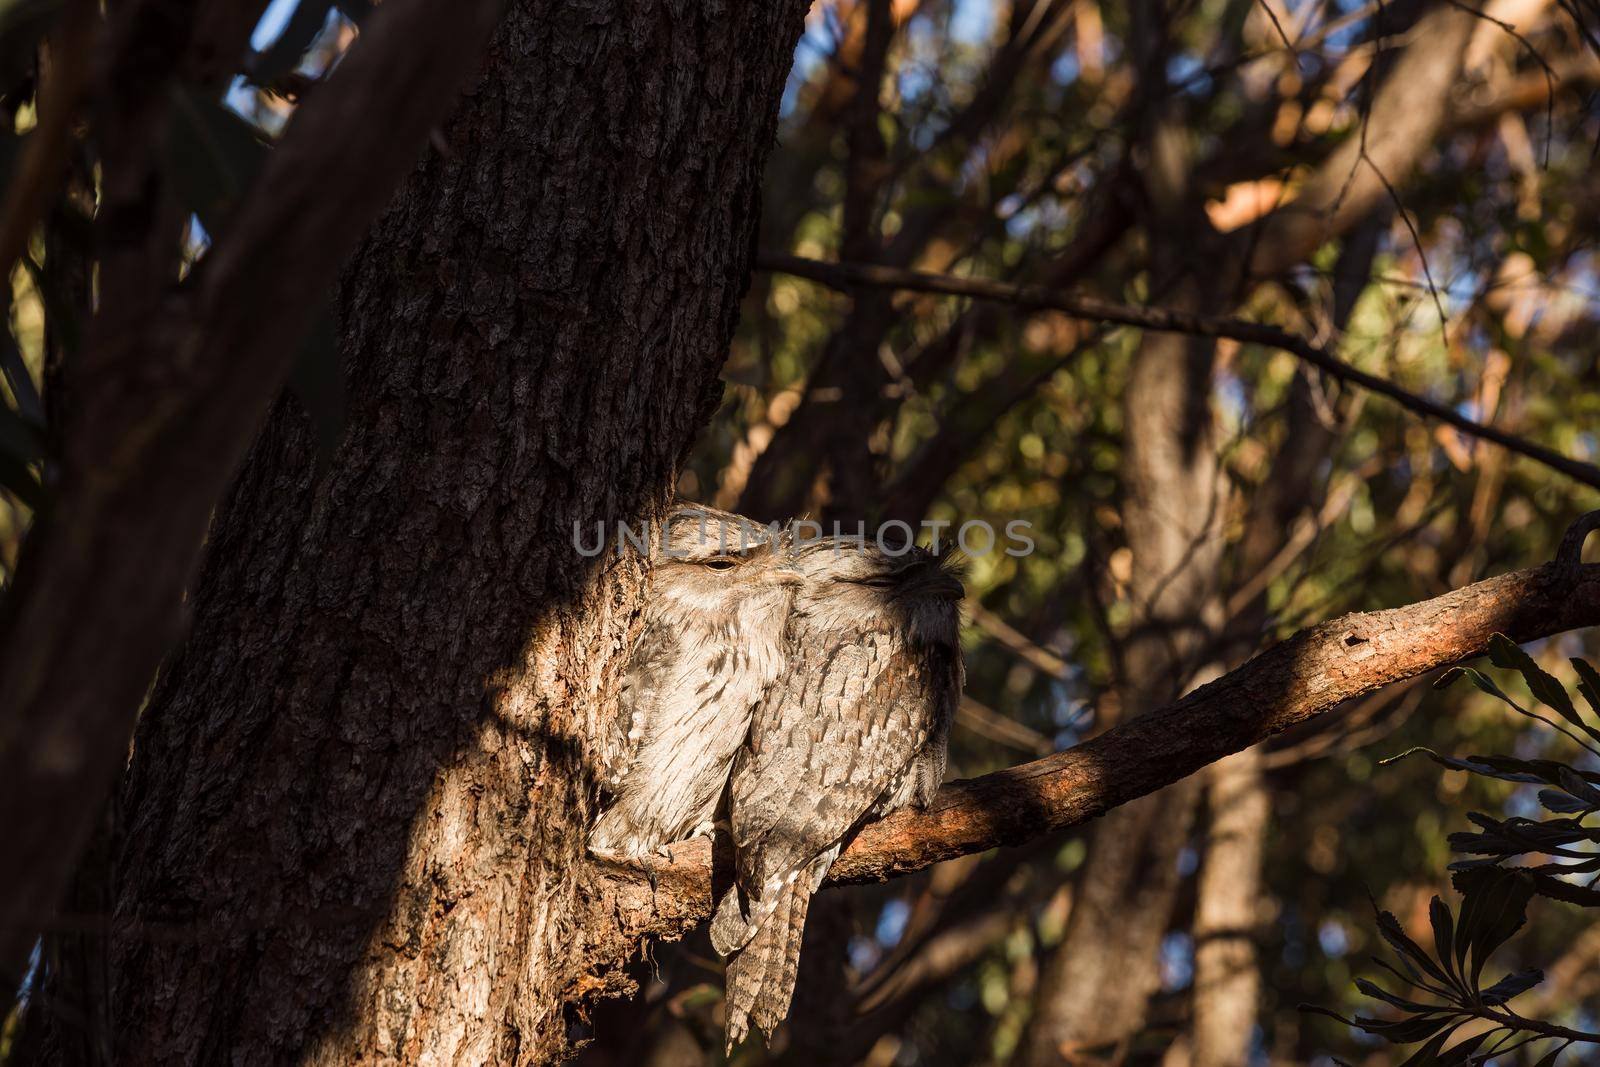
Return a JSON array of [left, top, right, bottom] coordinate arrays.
[[702, 558, 739, 571]]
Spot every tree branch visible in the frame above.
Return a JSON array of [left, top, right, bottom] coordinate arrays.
[[0, 0, 504, 982], [756, 251, 1600, 494], [585, 519, 1600, 957]]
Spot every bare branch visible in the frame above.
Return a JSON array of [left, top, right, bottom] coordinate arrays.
[[757, 251, 1600, 494], [588, 543, 1600, 953]]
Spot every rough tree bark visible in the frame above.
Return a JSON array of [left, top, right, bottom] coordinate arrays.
[[0, 0, 505, 991], [105, 3, 809, 1063]]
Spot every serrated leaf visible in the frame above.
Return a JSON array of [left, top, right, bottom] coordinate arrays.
[[1523, 871, 1600, 907], [1537, 788, 1593, 814], [1434, 1029, 1492, 1065], [1479, 966, 1542, 1005], [1298, 1002, 1356, 1026], [1557, 766, 1600, 807], [1364, 1013, 1460, 1044], [1573, 657, 1600, 719], [1437, 667, 1517, 706], [1531, 1040, 1574, 1066], [1488, 635, 1600, 745], [1375, 906, 1455, 990], [1453, 867, 1534, 988], [1354, 977, 1449, 1015], [1387, 748, 1546, 784], [1396, 1026, 1458, 1065], [1429, 897, 1460, 988]]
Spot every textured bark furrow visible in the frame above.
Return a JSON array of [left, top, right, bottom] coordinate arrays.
[[110, 4, 810, 1064], [0, 0, 506, 992]]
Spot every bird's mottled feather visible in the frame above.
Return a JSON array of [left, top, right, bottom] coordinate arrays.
[[589, 507, 796, 860], [716, 542, 963, 1045]]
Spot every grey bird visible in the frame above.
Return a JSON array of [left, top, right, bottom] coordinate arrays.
[[589, 506, 800, 860], [710, 539, 964, 1048]]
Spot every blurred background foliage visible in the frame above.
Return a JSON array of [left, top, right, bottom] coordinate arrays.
[[597, 0, 1600, 1062], [2, 0, 1599, 1062]]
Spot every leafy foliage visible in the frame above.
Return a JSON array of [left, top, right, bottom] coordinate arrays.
[[1393, 636, 1600, 904], [1310, 643, 1600, 1064]]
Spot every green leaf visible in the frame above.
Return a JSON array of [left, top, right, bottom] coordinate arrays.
[[1374, 905, 1456, 991], [1429, 896, 1460, 988], [1488, 634, 1600, 744], [1479, 966, 1542, 1005], [167, 85, 271, 235], [1573, 657, 1600, 719], [1395, 1026, 1458, 1066], [1434, 666, 1522, 711], [1452, 867, 1534, 988]]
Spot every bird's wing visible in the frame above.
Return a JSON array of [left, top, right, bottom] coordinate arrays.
[[728, 624, 942, 894], [599, 618, 678, 790]]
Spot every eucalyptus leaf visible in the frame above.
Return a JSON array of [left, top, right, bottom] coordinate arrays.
[[1479, 966, 1543, 1006]]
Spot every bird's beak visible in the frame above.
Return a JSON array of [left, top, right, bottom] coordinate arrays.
[[769, 560, 804, 588], [774, 571, 804, 588]]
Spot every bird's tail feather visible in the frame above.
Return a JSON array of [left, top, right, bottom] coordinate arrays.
[[709, 882, 753, 957], [724, 878, 810, 1053]]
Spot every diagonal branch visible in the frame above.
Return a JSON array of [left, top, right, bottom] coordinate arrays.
[[585, 518, 1600, 959], [757, 251, 1600, 494]]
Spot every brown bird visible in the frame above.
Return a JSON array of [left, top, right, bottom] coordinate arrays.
[[710, 539, 964, 1048], [589, 506, 799, 860]]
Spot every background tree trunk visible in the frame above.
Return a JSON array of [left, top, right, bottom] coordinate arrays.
[[106, 3, 808, 1063]]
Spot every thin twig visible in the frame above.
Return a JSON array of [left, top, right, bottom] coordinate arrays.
[[757, 252, 1600, 494]]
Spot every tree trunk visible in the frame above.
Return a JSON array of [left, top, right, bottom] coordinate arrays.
[[1189, 748, 1270, 1067], [1020, 304, 1229, 1064], [1187, 216, 1381, 1067], [106, 3, 808, 1063]]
